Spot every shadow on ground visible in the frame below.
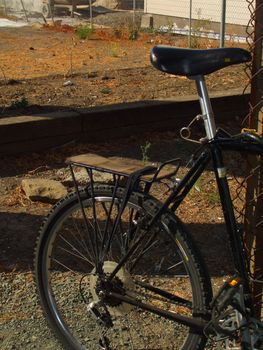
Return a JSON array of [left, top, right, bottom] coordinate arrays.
[[0, 210, 233, 277]]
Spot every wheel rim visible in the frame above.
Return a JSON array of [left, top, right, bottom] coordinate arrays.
[[40, 194, 205, 349]]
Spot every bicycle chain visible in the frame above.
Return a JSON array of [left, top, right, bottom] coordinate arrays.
[[129, 282, 194, 310]]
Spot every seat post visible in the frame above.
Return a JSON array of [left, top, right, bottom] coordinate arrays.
[[193, 75, 217, 140]]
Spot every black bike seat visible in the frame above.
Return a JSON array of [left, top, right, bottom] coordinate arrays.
[[150, 46, 251, 77]]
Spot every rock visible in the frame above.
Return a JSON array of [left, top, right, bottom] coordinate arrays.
[[62, 167, 113, 186], [21, 178, 67, 203]]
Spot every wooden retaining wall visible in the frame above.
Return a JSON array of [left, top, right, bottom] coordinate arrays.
[[0, 90, 250, 155]]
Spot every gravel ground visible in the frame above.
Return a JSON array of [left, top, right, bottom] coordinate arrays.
[[0, 272, 62, 350], [0, 270, 226, 349]]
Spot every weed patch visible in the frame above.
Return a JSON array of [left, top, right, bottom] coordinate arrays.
[[76, 25, 94, 40]]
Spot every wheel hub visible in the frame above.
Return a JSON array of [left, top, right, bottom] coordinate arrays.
[[90, 261, 135, 316]]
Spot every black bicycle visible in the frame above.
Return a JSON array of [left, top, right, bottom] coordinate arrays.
[[35, 46, 263, 349]]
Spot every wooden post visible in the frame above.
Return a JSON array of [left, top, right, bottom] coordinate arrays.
[[244, 0, 263, 318]]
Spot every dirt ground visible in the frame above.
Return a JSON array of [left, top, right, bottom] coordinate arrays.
[[0, 19, 252, 350], [0, 23, 249, 114]]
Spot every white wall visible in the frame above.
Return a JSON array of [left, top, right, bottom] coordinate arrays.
[[144, 0, 250, 26]]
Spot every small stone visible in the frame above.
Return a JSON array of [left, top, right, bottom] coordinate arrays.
[[63, 80, 74, 87], [87, 71, 98, 78]]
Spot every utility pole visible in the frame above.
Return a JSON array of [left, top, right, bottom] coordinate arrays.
[[244, 0, 263, 318]]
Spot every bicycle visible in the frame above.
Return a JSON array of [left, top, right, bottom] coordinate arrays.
[[35, 45, 263, 350]]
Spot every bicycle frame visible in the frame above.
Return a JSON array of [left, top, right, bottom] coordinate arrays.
[[66, 73, 263, 339], [102, 74, 263, 335], [36, 48, 263, 350]]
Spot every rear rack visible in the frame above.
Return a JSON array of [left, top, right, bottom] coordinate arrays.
[[65, 154, 182, 269], [66, 153, 181, 196], [66, 153, 181, 232]]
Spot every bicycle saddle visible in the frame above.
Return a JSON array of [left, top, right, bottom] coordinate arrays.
[[150, 46, 251, 77]]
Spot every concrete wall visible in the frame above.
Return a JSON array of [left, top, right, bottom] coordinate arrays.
[[0, 0, 43, 13], [144, 0, 249, 26]]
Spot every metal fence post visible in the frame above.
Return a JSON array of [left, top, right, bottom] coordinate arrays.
[[89, 0, 93, 28], [20, 0, 29, 22], [133, 0, 136, 30], [188, 0, 192, 47], [3, 0, 7, 16], [220, 0, 226, 47]]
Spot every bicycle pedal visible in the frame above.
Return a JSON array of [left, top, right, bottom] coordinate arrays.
[[212, 276, 243, 314]]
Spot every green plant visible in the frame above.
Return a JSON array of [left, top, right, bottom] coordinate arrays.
[[110, 43, 120, 57], [129, 29, 139, 41], [141, 141, 151, 164], [207, 191, 220, 205], [100, 87, 112, 94], [190, 9, 211, 48], [10, 97, 29, 109], [140, 27, 156, 34], [76, 25, 94, 40]]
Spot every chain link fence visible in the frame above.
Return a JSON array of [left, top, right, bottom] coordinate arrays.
[[144, 0, 251, 46], [244, 0, 263, 317], [0, 0, 251, 47]]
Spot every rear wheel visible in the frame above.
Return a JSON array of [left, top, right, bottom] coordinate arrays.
[[35, 185, 211, 349]]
